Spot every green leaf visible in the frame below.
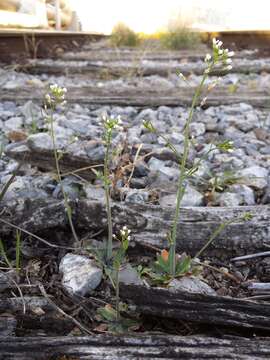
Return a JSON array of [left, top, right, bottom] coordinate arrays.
[[97, 306, 118, 322], [175, 255, 191, 275]]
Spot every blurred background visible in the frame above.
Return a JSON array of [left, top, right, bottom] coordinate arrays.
[[0, 0, 270, 33]]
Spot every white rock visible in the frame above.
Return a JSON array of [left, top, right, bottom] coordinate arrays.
[[59, 254, 102, 296], [169, 277, 216, 296]]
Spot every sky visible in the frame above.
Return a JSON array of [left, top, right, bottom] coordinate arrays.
[[69, 0, 270, 33]]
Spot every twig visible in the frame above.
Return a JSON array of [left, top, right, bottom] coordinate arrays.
[[0, 163, 22, 202], [60, 164, 103, 177], [0, 219, 76, 250], [242, 295, 270, 301], [231, 251, 270, 262], [39, 284, 93, 335], [9, 277, 26, 314], [126, 143, 143, 187], [193, 259, 241, 284]]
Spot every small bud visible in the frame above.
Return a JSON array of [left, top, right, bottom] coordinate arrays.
[[204, 54, 211, 62], [225, 65, 233, 71]]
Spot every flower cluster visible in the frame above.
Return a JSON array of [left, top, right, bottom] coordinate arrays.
[[120, 225, 131, 240], [113, 226, 131, 240], [103, 114, 123, 132], [45, 84, 67, 107], [142, 119, 156, 133], [216, 140, 234, 153], [204, 38, 234, 72]]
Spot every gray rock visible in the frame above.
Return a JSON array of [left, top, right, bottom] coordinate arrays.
[[119, 264, 143, 286], [229, 184, 255, 205], [84, 184, 105, 201], [20, 100, 41, 125], [141, 133, 158, 144], [237, 166, 268, 189], [157, 106, 174, 124], [125, 189, 149, 204], [0, 316, 17, 336], [204, 116, 220, 132], [83, 141, 105, 162], [181, 185, 204, 206], [4, 117, 23, 131], [160, 185, 204, 207], [236, 113, 258, 132], [133, 161, 149, 177], [147, 158, 179, 181], [169, 277, 216, 296], [169, 132, 184, 144], [0, 271, 11, 292], [59, 254, 102, 296], [190, 122, 206, 137], [136, 109, 157, 123], [27, 133, 54, 151], [218, 192, 242, 207], [53, 178, 82, 200]]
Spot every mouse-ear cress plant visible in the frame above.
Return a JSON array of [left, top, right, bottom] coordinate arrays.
[[144, 39, 240, 280]]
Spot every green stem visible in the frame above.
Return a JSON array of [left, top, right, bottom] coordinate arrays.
[[194, 218, 236, 260], [115, 266, 120, 322], [48, 110, 79, 245], [170, 66, 213, 276], [104, 132, 113, 261]]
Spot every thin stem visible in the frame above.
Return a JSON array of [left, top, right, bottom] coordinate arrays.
[[170, 65, 213, 276], [194, 219, 234, 259], [115, 267, 120, 322], [15, 230, 21, 273], [104, 131, 113, 261], [48, 110, 79, 245]]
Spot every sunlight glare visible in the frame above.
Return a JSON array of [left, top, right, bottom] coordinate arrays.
[[69, 0, 270, 33]]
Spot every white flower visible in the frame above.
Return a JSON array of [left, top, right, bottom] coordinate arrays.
[[117, 115, 123, 125], [226, 58, 232, 64], [45, 94, 51, 103], [218, 49, 223, 55], [127, 236, 131, 241], [122, 226, 127, 231], [217, 40, 223, 47], [204, 54, 211, 62], [212, 38, 217, 45], [227, 51, 235, 57]]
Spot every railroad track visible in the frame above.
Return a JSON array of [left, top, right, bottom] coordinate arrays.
[[0, 29, 107, 62], [0, 28, 270, 63]]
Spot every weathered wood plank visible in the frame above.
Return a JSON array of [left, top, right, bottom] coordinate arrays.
[[0, 335, 270, 359], [22, 58, 270, 77], [1, 194, 270, 257], [59, 48, 251, 62], [0, 86, 269, 108], [121, 284, 270, 331]]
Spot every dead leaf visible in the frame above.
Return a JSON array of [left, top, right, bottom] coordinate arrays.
[[161, 249, 169, 262]]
